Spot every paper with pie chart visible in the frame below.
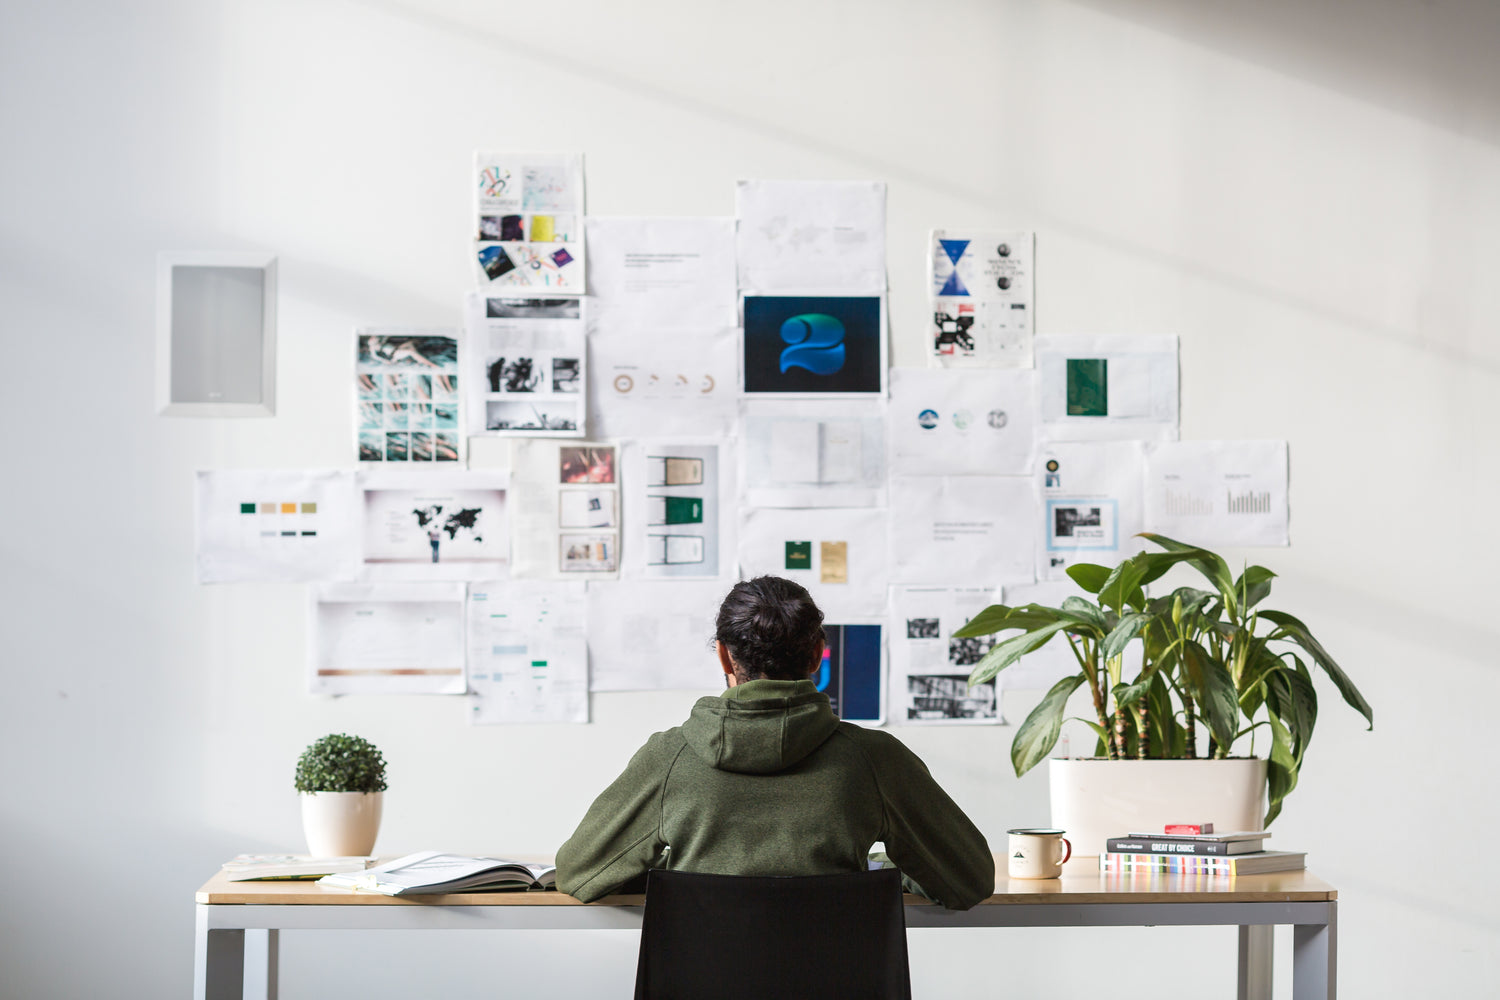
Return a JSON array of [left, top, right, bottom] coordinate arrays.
[[889, 367, 1038, 476], [588, 327, 737, 438], [929, 230, 1034, 368]]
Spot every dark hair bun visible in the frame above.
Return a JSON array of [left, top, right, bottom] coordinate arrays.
[[715, 576, 825, 681]]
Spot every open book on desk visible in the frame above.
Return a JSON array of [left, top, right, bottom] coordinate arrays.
[[318, 851, 557, 895]]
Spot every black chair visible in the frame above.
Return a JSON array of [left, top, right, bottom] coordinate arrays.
[[633, 868, 912, 1000]]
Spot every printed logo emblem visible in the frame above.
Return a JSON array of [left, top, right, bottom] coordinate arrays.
[[953, 409, 972, 430], [917, 409, 940, 429], [988, 410, 1008, 428], [779, 313, 846, 375]]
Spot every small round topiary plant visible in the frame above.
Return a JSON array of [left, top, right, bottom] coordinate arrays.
[[294, 733, 388, 794]]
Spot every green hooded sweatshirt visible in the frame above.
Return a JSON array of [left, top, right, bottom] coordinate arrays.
[[556, 679, 995, 910]]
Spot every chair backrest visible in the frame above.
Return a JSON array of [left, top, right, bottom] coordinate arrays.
[[633, 867, 911, 1000]]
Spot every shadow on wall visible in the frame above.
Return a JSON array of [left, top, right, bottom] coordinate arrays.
[[1067, 0, 1500, 145]]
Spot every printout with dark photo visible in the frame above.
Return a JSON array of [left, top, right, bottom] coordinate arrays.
[[888, 585, 1003, 725], [1036, 440, 1146, 582], [473, 152, 586, 295], [464, 293, 586, 438], [355, 328, 462, 464], [818, 622, 885, 724]]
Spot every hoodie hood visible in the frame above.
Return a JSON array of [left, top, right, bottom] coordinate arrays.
[[681, 678, 840, 774]]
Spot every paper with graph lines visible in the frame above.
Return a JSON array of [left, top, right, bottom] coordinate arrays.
[[1144, 441, 1289, 547]]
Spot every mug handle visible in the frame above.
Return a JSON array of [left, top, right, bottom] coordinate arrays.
[[1057, 837, 1072, 866]]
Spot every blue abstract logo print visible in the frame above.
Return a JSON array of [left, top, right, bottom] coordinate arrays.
[[779, 313, 846, 375]]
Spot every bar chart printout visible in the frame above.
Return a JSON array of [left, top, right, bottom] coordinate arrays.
[[1144, 441, 1289, 547]]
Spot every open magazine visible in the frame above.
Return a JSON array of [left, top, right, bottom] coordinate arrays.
[[318, 851, 556, 895]]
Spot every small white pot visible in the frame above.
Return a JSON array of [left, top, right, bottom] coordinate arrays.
[[300, 791, 383, 857], [1049, 758, 1266, 860]]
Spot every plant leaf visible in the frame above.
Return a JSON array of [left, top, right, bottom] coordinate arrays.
[[1139, 533, 1236, 606], [1181, 639, 1238, 749], [967, 620, 1073, 685], [1239, 565, 1277, 609], [1098, 554, 1151, 612], [1011, 674, 1086, 776], [1260, 609, 1373, 729], [1066, 563, 1110, 594], [1101, 611, 1151, 662]]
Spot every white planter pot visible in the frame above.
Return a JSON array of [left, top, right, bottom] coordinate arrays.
[[1049, 758, 1266, 861], [300, 791, 383, 857]]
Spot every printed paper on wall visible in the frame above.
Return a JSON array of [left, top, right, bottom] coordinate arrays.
[[735, 180, 886, 293], [309, 582, 467, 695], [1144, 440, 1289, 547], [1037, 335, 1179, 442], [473, 152, 586, 295], [464, 293, 586, 438], [928, 231, 1034, 368], [1036, 441, 1146, 581], [888, 367, 1038, 476], [196, 469, 360, 583], [889, 586, 1004, 725], [466, 580, 589, 724], [356, 329, 462, 464]]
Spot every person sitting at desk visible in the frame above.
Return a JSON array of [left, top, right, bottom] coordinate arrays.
[[556, 575, 994, 910]]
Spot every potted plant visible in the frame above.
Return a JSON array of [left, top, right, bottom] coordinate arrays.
[[295, 733, 387, 857], [955, 535, 1372, 856]]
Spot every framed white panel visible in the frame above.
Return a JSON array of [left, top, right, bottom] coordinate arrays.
[[156, 250, 277, 416]]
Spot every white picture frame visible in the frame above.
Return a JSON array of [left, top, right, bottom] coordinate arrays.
[[156, 250, 278, 416]]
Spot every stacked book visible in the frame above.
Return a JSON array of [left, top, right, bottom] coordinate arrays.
[[1099, 827, 1306, 876]]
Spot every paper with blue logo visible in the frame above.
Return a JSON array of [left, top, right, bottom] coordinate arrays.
[[741, 294, 886, 396], [929, 231, 1035, 369], [1036, 441, 1147, 581]]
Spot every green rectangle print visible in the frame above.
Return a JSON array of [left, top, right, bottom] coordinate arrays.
[[239, 502, 257, 514], [1066, 358, 1108, 416], [661, 496, 703, 525], [785, 541, 812, 570]]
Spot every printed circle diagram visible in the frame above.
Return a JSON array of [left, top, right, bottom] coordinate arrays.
[[952, 409, 973, 430], [918, 409, 940, 429], [996, 276, 1011, 290], [613, 374, 634, 393], [1046, 459, 1060, 472], [997, 243, 1011, 257], [779, 313, 846, 375], [700, 374, 715, 393], [988, 410, 1008, 428]]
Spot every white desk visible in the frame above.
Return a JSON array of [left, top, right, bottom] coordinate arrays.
[[194, 861, 1336, 999]]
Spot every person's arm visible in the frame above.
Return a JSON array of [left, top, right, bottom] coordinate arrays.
[[855, 730, 995, 910], [555, 732, 681, 902]]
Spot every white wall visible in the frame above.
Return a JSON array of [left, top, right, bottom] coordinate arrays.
[[2, 0, 1497, 996]]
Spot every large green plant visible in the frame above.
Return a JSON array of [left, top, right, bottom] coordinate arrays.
[[955, 535, 1372, 825], [294, 733, 388, 794]]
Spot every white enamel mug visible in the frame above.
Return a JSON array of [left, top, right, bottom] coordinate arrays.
[[1007, 827, 1073, 879]]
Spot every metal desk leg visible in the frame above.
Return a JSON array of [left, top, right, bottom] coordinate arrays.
[[1237, 924, 1273, 1000], [244, 929, 279, 1000], [193, 907, 245, 1000], [1293, 901, 1337, 1000]]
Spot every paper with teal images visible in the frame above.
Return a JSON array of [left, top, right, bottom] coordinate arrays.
[[928, 230, 1034, 369], [1036, 335, 1179, 442], [473, 152, 586, 295], [355, 328, 462, 464]]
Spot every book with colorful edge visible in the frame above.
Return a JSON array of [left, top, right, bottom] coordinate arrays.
[[1099, 850, 1306, 876]]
